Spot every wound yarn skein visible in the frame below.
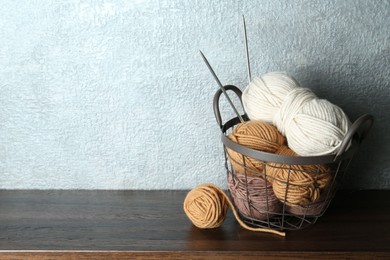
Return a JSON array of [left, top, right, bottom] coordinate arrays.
[[183, 183, 228, 229], [242, 72, 301, 122], [266, 146, 332, 206], [228, 170, 281, 220], [227, 120, 285, 174], [242, 72, 350, 156]]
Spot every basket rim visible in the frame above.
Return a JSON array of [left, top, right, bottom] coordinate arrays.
[[221, 116, 359, 165]]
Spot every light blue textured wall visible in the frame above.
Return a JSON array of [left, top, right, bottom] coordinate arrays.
[[0, 0, 389, 189]]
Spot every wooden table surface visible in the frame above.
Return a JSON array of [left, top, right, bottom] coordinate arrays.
[[0, 189, 389, 259]]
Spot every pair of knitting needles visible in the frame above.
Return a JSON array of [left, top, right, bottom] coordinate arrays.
[[200, 15, 251, 124]]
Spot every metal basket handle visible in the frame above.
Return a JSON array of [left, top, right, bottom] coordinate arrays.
[[335, 114, 374, 159], [213, 85, 246, 130]]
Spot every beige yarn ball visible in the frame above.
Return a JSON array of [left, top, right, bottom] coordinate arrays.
[[227, 120, 286, 174], [266, 146, 332, 206], [183, 184, 228, 229]]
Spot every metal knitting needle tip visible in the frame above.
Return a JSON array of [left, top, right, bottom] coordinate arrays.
[[242, 15, 251, 85], [199, 50, 244, 123]]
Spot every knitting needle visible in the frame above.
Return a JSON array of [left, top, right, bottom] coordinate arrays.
[[199, 50, 245, 123], [242, 15, 251, 85]]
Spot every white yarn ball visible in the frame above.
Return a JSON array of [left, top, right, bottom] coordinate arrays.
[[242, 72, 351, 156], [242, 72, 301, 122]]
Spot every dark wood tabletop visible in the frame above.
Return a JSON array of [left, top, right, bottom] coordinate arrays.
[[0, 189, 389, 259]]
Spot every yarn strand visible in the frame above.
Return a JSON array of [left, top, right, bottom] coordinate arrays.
[[184, 183, 286, 237]]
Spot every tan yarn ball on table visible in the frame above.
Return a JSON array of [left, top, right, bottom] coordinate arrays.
[[183, 184, 228, 229], [227, 120, 286, 174], [266, 146, 332, 206]]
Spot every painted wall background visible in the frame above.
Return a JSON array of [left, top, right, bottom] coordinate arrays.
[[0, 0, 389, 189]]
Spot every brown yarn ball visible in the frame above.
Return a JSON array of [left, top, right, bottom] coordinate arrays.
[[266, 146, 332, 206], [227, 120, 286, 174], [183, 184, 228, 229], [228, 170, 281, 220]]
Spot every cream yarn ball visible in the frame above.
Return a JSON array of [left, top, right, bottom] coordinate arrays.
[[242, 72, 350, 156], [242, 72, 301, 122]]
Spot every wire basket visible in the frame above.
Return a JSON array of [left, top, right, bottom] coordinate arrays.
[[214, 85, 374, 231]]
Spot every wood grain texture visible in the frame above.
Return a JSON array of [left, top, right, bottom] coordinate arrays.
[[0, 251, 389, 260], [0, 190, 389, 259]]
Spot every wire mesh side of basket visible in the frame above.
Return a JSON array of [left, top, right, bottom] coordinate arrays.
[[223, 143, 353, 231]]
